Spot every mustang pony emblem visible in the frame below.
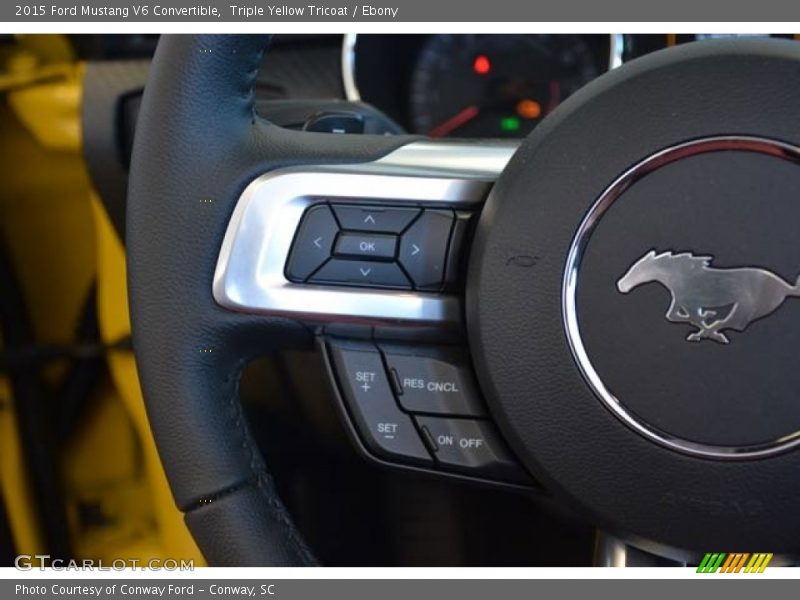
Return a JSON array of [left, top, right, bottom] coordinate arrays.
[[617, 250, 799, 344]]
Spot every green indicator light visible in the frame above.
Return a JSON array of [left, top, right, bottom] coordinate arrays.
[[500, 116, 521, 132]]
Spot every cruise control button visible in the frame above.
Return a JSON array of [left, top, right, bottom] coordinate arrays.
[[332, 204, 420, 233], [416, 417, 527, 483], [329, 340, 432, 465], [285, 205, 339, 281], [334, 232, 397, 261], [380, 345, 485, 417], [399, 209, 453, 290], [310, 259, 411, 289]]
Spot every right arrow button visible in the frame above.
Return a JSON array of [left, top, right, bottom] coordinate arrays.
[[399, 209, 453, 291]]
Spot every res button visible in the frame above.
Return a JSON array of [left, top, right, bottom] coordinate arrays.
[[380, 345, 486, 417]]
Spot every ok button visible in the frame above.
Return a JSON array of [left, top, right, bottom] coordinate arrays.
[[334, 232, 397, 261]]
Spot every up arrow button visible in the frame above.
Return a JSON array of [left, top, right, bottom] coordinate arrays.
[[332, 204, 419, 233]]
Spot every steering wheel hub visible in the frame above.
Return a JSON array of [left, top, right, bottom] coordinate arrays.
[[566, 135, 800, 458], [468, 39, 800, 551]]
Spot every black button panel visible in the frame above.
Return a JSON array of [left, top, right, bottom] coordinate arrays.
[[327, 338, 530, 486], [285, 201, 471, 291]]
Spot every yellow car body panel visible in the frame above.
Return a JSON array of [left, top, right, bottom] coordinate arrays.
[[0, 34, 203, 566]]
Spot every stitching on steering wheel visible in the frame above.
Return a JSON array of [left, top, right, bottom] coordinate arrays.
[[181, 347, 317, 564]]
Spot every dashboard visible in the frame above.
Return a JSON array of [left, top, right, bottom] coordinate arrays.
[[343, 34, 800, 139], [70, 33, 800, 150]]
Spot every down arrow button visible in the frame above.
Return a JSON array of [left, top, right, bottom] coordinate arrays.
[[399, 209, 453, 291]]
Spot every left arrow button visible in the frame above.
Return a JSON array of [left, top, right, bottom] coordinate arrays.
[[285, 205, 340, 281]]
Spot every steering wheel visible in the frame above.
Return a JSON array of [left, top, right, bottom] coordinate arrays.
[[127, 35, 800, 566]]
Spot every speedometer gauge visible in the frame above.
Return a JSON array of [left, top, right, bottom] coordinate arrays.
[[409, 34, 604, 138]]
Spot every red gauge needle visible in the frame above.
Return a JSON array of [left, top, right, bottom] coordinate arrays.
[[427, 105, 480, 138]]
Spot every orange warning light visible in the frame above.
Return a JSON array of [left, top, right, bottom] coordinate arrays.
[[516, 99, 542, 120]]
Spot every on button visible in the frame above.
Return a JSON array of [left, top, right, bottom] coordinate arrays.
[[416, 416, 527, 483]]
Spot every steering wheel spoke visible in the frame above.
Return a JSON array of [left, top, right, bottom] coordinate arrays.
[[213, 141, 515, 325], [211, 138, 536, 488]]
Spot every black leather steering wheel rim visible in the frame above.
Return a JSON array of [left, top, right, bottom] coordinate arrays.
[[126, 34, 414, 566]]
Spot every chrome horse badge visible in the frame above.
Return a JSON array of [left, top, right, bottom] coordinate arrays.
[[617, 250, 799, 344]]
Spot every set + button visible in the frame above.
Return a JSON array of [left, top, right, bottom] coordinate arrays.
[[329, 339, 431, 465]]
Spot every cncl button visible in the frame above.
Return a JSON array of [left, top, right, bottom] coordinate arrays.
[[380, 345, 486, 417]]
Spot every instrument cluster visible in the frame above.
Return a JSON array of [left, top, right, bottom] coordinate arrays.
[[345, 34, 799, 138]]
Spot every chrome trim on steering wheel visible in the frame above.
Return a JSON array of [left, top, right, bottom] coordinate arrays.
[[213, 141, 517, 325]]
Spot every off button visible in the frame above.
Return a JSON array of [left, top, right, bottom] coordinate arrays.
[[416, 417, 528, 483]]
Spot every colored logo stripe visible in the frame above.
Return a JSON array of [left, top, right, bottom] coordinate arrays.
[[697, 553, 726, 573], [720, 553, 750, 573], [697, 552, 772, 573], [745, 553, 773, 573]]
